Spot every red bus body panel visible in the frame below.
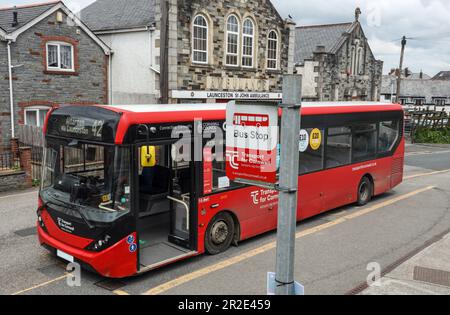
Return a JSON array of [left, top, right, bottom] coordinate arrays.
[[38, 209, 137, 278], [196, 138, 405, 252], [39, 102, 404, 277]]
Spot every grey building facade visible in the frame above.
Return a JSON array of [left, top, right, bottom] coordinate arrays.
[[294, 9, 383, 102], [81, 0, 159, 105], [82, 0, 295, 105], [0, 2, 110, 148], [381, 74, 450, 108], [160, 0, 295, 103]]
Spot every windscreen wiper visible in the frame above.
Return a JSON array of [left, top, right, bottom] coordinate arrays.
[[46, 200, 95, 230]]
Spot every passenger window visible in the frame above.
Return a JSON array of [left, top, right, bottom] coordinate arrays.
[[326, 127, 352, 168], [299, 128, 324, 174], [204, 139, 243, 194], [353, 123, 377, 162], [378, 120, 399, 153]]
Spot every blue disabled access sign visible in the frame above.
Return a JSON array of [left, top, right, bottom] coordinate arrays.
[[267, 272, 304, 295]]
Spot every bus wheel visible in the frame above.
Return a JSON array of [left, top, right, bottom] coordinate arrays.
[[205, 212, 235, 255], [357, 177, 372, 206]]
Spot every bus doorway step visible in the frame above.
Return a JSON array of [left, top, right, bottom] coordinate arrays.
[[140, 242, 194, 269]]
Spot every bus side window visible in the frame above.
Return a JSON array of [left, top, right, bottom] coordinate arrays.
[[204, 139, 243, 194], [378, 120, 400, 153], [326, 127, 352, 169], [352, 123, 377, 163], [299, 128, 324, 175]]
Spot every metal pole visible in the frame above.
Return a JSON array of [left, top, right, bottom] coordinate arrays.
[[7, 40, 15, 139], [159, 0, 169, 104], [275, 75, 302, 295], [396, 36, 407, 104]]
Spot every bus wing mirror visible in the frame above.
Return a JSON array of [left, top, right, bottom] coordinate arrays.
[[141, 146, 156, 167]]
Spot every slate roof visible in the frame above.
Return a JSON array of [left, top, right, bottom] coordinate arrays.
[[295, 22, 354, 65], [432, 71, 450, 81], [381, 75, 450, 98], [0, 1, 59, 33], [80, 0, 155, 32]]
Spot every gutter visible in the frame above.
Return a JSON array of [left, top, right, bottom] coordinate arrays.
[[7, 40, 15, 139]]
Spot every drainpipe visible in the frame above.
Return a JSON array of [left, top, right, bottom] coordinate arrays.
[[7, 40, 15, 139], [109, 53, 113, 105]]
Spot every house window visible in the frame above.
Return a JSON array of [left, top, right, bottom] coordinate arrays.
[[267, 30, 278, 70], [192, 15, 208, 64], [24, 107, 50, 127], [350, 46, 356, 75], [242, 18, 254, 68], [356, 47, 364, 75], [414, 98, 425, 106], [434, 99, 446, 106], [226, 15, 240, 66], [46, 42, 74, 71]]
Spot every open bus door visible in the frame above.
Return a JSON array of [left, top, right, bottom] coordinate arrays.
[[134, 139, 198, 272]]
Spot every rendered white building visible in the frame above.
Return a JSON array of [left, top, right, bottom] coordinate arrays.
[[81, 0, 160, 105]]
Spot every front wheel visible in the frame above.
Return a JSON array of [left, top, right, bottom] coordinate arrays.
[[357, 177, 373, 206], [205, 212, 235, 255]]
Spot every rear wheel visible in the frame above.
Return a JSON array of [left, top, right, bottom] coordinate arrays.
[[205, 212, 235, 255], [357, 177, 373, 206]]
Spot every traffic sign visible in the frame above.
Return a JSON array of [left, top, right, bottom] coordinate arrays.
[[225, 101, 279, 185]]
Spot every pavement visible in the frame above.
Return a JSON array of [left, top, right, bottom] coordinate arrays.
[[362, 232, 450, 295], [0, 143, 449, 295]]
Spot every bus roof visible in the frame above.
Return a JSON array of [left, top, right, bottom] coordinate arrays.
[[47, 102, 403, 145], [99, 102, 403, 125]]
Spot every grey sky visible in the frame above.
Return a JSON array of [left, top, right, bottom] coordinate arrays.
[[2, 0, 449, 76]]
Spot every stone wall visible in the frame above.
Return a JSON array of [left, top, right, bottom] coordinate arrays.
[[0, 9, 108, 147], [0, 171, 29, 192], [0, 146, 32, 192], [296, 23, 383, 102], [327, 25, 383, 101], [171, 0, 291, 98], [296, 60, 319, 100]]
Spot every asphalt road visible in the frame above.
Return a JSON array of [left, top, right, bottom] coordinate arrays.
[[1, 143, 450, 295]]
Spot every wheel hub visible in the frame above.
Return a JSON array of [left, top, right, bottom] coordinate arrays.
[[360, 182, 369, 200], [211, 221, 229, 245]]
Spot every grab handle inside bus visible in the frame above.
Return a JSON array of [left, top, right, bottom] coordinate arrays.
[[167, 196, 189, 231], [138, 124, 156, 167]]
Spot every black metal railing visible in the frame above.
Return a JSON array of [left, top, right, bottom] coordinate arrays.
[[0, 151, 20, 172]]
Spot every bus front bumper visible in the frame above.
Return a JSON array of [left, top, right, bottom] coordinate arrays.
[[37, 225, 137, 279]]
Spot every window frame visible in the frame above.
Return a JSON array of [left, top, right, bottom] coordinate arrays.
[[378, 120, 400, 154], [24, 106, 51, 128], [298, 112, 403, 176], [325, 126, 353, 169], [200, 121, 246, 196], [267, 30, 279, 70], [225, 14, 240, 67], [46, 41, 75, 72], [192, 14, 209, 65], [352, 123, 378, 163], [433, 98, 447, 106], [241, 18, 255, 68], [356, 47, 364, 75]]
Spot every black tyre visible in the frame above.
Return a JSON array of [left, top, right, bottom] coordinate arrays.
[[205, 212, 235, 255], [357, 177, 373, 206]]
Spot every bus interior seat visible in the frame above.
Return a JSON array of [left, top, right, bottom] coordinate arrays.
[[140, 166, 171, 215]]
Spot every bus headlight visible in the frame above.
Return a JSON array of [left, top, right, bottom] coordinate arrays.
[[37, 203, 48, 233], [86, 235, 112, 252]]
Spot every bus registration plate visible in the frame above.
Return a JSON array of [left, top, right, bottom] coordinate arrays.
[[57, 250, 74, 263]]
